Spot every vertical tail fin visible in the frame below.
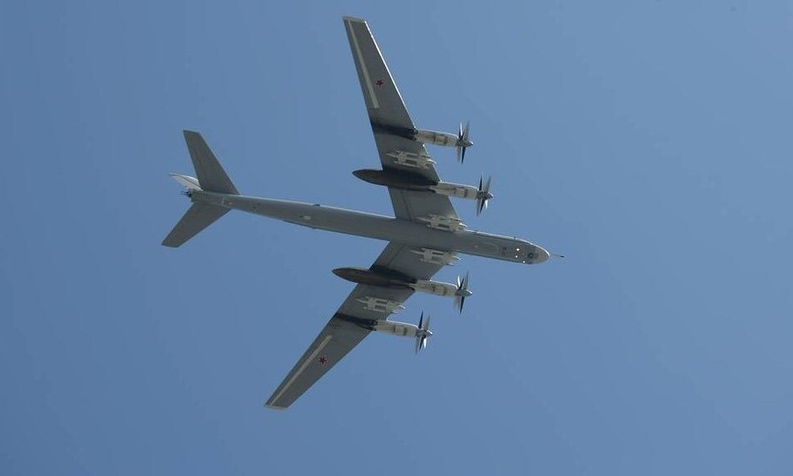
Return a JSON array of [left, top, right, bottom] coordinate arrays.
[[162, 131, 238, 247], [183, 130, 238, 194]]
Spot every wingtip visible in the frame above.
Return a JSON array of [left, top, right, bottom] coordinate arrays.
[[342, 16, 366, 24], [264, 402, 288, 411], [161, 238, 180, 248]]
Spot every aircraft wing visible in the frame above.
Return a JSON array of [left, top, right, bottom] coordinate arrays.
[[266, 19, 458, 410], [265, 242, 444, 409], [343, 16, 460, 223]]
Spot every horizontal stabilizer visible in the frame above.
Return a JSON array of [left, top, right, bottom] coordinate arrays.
[[162, 203, 229, 248], [169, 173, 201, 190]]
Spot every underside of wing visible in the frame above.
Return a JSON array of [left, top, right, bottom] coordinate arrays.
[[265, 314, 369, 410], [267, 19, 467, 410], [343, 16, 414, 130], [371, 241, 446, 280], [265, 243, 445, 409], [344, 17, 459, 224]]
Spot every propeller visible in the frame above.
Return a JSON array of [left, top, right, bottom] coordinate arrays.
[[455, 121, 473, 164], [414, 312, 433, 354], [475, 175, 493, 216], [454, 272, 473, 313]]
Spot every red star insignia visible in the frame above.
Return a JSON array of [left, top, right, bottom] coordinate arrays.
[[375, 79, 384, 86], [318, 356, 327, 365]]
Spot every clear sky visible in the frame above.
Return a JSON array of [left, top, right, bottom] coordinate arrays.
[[2, 1, 792, 474]]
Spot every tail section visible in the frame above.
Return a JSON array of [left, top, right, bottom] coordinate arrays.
[[162, 203, 229, 247], [183, 130, 238, 194], [162, 130, 238, 248]]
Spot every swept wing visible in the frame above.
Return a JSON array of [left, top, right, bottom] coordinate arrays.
[[266, 244, 444, 408], [266, 18, 460, 408]]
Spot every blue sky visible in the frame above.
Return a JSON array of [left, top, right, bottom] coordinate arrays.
[[2, 1, 792, 474]]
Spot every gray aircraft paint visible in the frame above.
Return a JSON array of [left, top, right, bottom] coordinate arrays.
[[164, 16, 556, 409], [189, 189, 550, 265]]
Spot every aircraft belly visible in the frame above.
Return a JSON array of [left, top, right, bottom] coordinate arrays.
[[282, 208, 534, 264], [196, 193, 542, 263]]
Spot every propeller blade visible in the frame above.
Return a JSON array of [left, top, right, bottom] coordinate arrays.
[[460, 121, 470, 142], [419, 336, 428, 353], [416, 312, 424, 354], [454, 294, 467, 313], [476, 175, 493, 216], [415, 313, 431, 353], [455, 272, 471, 313], [456, 121, 471, 164]]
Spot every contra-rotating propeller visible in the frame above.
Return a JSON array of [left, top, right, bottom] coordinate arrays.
[[454, 272, 473, 313], [456, 121, 473, 164], [476, 175, 493, 216], [415, 312, 433, 354]]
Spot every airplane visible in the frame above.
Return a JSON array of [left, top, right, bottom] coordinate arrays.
[[162, 17, 553, 409]]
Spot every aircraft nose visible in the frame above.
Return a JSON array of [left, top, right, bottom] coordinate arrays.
[[531, 246, 551, 264]]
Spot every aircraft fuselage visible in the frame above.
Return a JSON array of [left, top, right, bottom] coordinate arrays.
[[190, 190, 549, 265]]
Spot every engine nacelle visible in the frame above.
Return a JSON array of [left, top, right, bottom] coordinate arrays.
[[415, 129, 459, 147], [429, 182, 479, 200], [411, 279, 457, 297], [374, 320, 419, 337]]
